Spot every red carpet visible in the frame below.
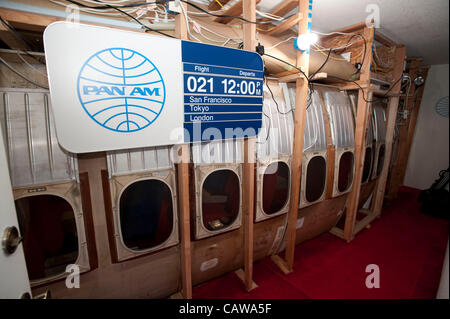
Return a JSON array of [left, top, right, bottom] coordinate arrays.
[[193, 187, 449, 299]]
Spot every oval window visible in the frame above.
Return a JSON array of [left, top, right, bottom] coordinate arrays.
[[15, 195, 78, 281], [263, 162, 290, 215], [120, 179, 174, 251], [306, 156, 327, 203], [362, 147, 373, 183], [338, 151, 354, 193], [202, 170, 240, 231], [376, 144, 386, 177]]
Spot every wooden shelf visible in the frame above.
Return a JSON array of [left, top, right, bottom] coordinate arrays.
[[278, 72, 327, 83]]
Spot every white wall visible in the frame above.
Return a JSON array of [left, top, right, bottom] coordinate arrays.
[[437, 240, 449, 299], [404, 64, 449, 190]]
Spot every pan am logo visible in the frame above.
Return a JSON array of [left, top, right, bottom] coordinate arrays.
[[77, 48, 166, 132]]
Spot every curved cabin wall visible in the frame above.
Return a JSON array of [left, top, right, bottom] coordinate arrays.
[[0, 60, 181, 299], [104, 147, 179, 262], [252, 81, 293, 261], [255, 81, 293, 222], [0, 88, 93, 288], [285, 86, 352, 246], [0, 43, 362, 298], [322, 89, 356, 197], [190, 139, 245, 284], [371, 100, 388, 180], [348, 91, 378, 208], [298, 88, 328, 207], [291, 87, 356, 245]]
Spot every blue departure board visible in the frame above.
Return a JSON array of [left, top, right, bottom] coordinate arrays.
[[181, 41, 264, 143]]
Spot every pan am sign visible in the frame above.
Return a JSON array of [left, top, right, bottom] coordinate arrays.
[[44, 22, 263, 153], [77, 47, 166, 133]]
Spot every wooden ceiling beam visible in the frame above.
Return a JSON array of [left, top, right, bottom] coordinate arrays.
[[0, 8, 59, 31], [260, 0, 298, 22], [265, 12, 302, 36], [214, 0, 261, 24], [374, 31, 397, 47], [0, 22, 28, 50], [208, 0, 231, 11]]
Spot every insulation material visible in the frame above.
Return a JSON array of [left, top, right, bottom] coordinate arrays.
[[187, 18, 357, 80], [261, 35, 358, 80], [0, 88, 78, 188], [322, 90, 355, 148], [373, 46, 396, 70], [107, 146, 174, 177], [256, 83, 294, 161]]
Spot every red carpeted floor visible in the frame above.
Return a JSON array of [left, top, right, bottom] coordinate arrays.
[[192, 187, 449, 299]]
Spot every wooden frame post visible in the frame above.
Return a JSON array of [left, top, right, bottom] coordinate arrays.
[[175, 3, 192, 299], [271, 0, 310, 274], [372, 46, 407, 216], [343, 26, 375, 242], [237, 0, 257, 292], [387, 59, 427, 199]]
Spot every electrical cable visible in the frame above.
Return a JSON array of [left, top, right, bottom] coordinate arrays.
[[327, 74, 403, 103], [313, 31, 367, 74], [265, 36, 296, 50], [0, 16, 38, 52], [214, 0, 224, 9], [263, 53, 309, 83], [262, 53, 315, 111], [90, 0, 176, 38], [266, 77, 292, 115], [256, 79, 272, 144], [15, 52, 48, 77], [0, 16, 46, 65], [64, 0, 280, 25], [309, 48, 331, 81], [180, 0, 275, 25], [64, 0, 167, 9], [0, 56, 49, 89]]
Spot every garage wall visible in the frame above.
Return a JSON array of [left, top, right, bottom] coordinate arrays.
[[404, 64, 449, 190]]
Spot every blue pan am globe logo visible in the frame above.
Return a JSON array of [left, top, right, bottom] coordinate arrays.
[[77, 48, 166, 132]]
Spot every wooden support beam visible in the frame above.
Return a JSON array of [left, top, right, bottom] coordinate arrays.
[[239, 0, 257, 292], [372, 46, 407, 216], [0, 22, 28, 50], [317, 88, 335, 200], [265, 12, 303, 36], [260, 0, 298, 22], [403, 67, 429, 166], [175, 4, 192, 299], [320, 22, 367, 39], [0, 7, 177, 39], [0, 8, 59, 31], [272, 0, 311, 273], [208, 0, 231, 11], [343, 26, 375, 242], [374, 32, 397, 47], [387, 61, 426, 198], [214, 0, 261, 24], [278, 72, 326, 83]]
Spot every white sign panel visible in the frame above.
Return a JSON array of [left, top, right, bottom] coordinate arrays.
[[44, 22, 184, 153], [44, 22, 264, 153]]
